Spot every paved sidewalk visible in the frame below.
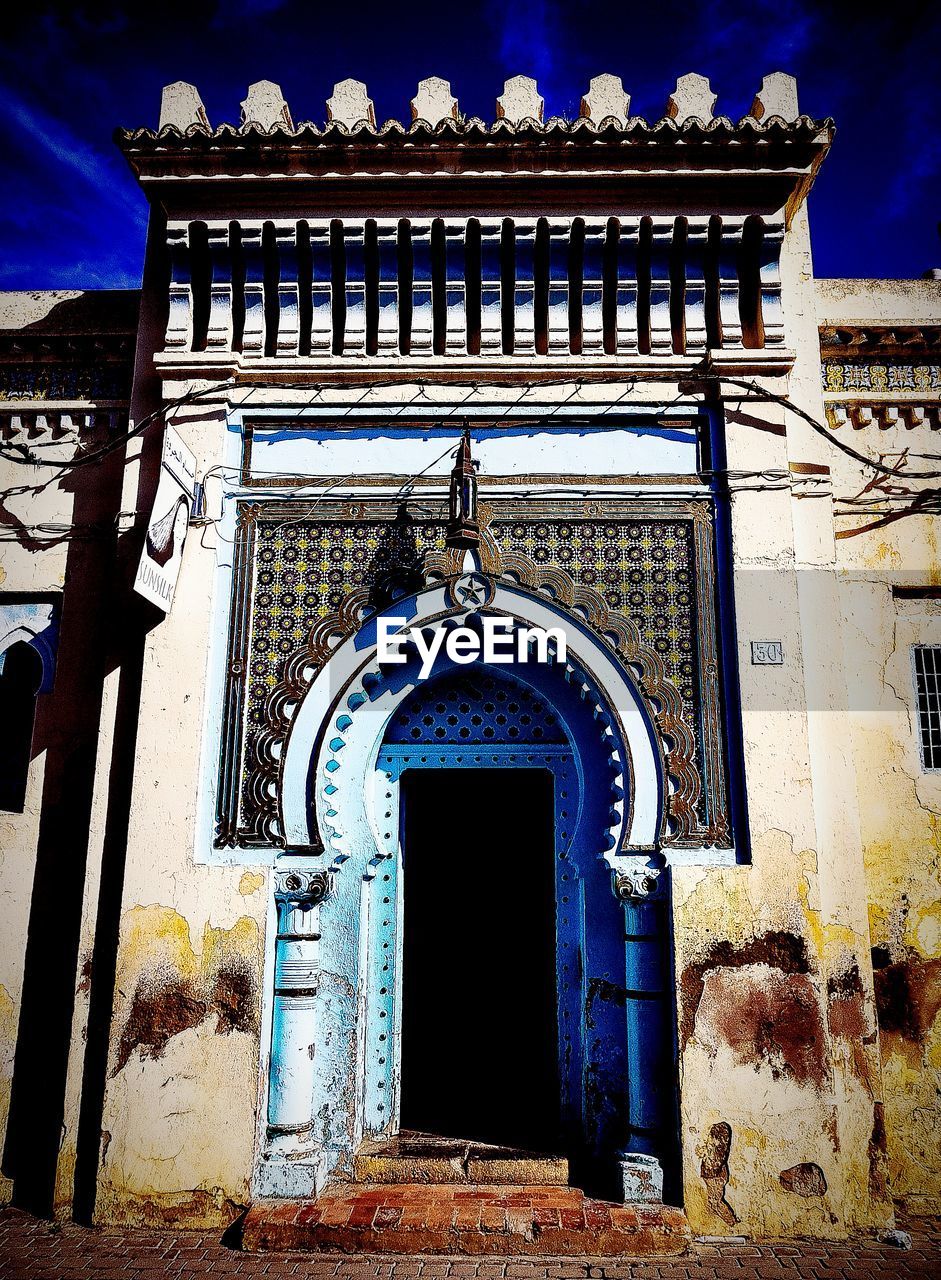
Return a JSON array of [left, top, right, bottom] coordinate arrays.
[[1, 1206, 939, 1280]]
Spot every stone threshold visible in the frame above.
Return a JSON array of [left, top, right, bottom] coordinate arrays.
[[354, 1131, 570, 1186], [242, 1183, 691, 1256]]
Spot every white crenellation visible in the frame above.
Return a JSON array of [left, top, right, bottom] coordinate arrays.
[[580, 74, 630, 126], [751, 72, 799, 121], [496, 75, 544, 124], [326, 79, 376, 128], [159, 81, 210, 132], [666, 73, 717, 124], [240, 80, 293, 131], [410, 77, 459, 125]]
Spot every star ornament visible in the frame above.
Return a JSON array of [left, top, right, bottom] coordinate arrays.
[[454, 573, 489, 606]]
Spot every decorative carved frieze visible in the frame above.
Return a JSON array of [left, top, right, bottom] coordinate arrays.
[[826, 402, 941, 431], [823, 360, 941, 393]]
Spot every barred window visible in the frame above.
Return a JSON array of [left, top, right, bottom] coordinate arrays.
[[913, 646, 941, 771]]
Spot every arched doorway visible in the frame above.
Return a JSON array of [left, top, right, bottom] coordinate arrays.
[[258, 578, 677, 1201], [376, 658, 631, 1186]]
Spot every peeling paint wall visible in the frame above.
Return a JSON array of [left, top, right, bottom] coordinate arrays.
[[96, 900, 266, 1227], [838, 583, 941, 1216], [817, 278, 941, 1218]]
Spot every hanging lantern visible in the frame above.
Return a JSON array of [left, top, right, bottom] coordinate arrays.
[[446, 426, 480, 549]]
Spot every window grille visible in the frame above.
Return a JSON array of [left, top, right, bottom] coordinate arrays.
[[913, 645, 941, 771]]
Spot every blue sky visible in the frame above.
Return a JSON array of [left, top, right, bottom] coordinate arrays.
[[1, 0, 939, 288]]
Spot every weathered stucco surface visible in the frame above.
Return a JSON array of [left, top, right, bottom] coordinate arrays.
[[96, 899, 266, 1226], [819, 278, 941, 1218]]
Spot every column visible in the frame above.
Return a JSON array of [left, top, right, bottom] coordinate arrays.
[[267, 870, 331, 1136], [684, 219, 709, 356], [342, 221, 367, 355], [443, 221, 467, 356], [616, 863, 674, 1176], [759, 217, 786, 346]]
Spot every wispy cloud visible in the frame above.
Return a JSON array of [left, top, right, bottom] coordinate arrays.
[[0, 80, 145, 225]]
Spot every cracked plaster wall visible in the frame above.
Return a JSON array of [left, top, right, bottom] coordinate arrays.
[[816, 277, 941, 1217]]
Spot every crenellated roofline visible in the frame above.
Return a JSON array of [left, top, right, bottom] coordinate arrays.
[[116, 74, 833, 226]]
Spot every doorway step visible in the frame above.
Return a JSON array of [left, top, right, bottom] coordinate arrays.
[[242, 1184, 690, 1255], [353, 1130, 570, 1185]]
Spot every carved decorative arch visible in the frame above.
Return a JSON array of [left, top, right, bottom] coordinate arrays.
[[248, 523, 702, 849], [315, 625, 631, 873]]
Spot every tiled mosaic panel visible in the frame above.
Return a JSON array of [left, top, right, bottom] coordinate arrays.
[[822, 362, 941, 393], [242, 514, 703, 821], [490, 518, 699, 715], [0, 364, 131, 401], [248, 517, 447, 727]]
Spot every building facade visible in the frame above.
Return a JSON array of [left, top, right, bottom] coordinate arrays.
[[1, 72, 939, 1244]]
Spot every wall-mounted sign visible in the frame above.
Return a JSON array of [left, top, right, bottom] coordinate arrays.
[[133, 424, 197, 613], [751, 639, 784, 665]]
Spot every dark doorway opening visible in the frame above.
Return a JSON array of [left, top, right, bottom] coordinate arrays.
[[399, 768, 559, 1152]]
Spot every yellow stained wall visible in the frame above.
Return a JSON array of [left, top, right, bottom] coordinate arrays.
[[818, 278, 941, 1217]]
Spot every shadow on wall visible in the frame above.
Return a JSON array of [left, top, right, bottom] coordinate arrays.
[[1, 432, 163, 1222]]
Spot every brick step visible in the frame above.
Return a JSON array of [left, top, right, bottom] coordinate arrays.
[[354, 1130, 569, 1186], [242, 1184, 691, 1256]]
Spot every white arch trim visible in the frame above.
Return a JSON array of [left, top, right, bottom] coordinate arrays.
[[280, 582, 663, 861]]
